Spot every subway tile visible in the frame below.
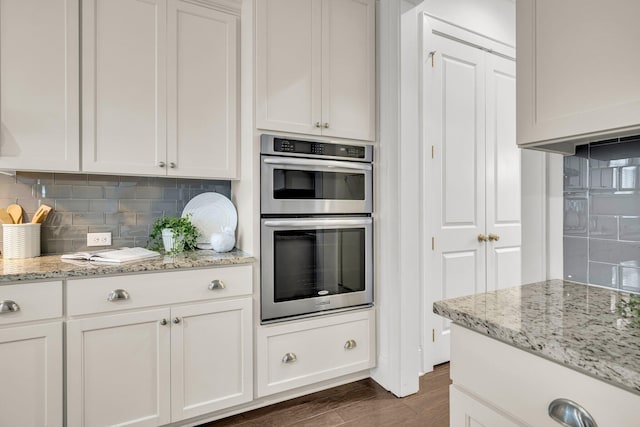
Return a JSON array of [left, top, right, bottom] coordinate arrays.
[[42, 185, 72, 199], [46, 212, 73, 227], [16, 172, 54, 185], [88, 225, 118, 235], [564, 156, 588, 191], [134, 236, 151, 248], [120, 225, 150, 238], [589, 167, 618, 190], [18, 198, 55, 214], [148, 177, 178, 188], [136, 212, 164, 225], [0, 198, 17, 208], [41, 239, 76, 255], [590, 193, 640, 216], [72, 213, 105, 226], [119, 176, 149, 187], [564, 197, 588, 236], [135, 186, 163, 199], [589, 215, 617, 240], [89, 199, 118, 213], [54, 173, 88, 185], [589, 239, 640, 265], [588, 262, 619, 288], [621, 266, 640, 293], [118, 199, 154, 213], [620, 217, 640, 241], [0, 182, 26, 199], [44, 225, 89, 240], [111, 237, 136, 248], [592, 137, 640, 164], [163, 188, 181, 200], [0, 174, 16, 186], [105, 186, 136, 199], [87, 175, 120, 187], [72, 185, 104, 199], [620, 166, 640, 190], [105, 212, 136, 226], [564, 237, 588, 283], [54, 199, 90, 213]]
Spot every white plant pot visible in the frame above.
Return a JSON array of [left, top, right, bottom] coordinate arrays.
[[161, 228, 184, 253]]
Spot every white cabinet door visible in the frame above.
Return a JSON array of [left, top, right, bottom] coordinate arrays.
[[67, 308, 171, 427], [167, 0, 238, 179], [427, 35, 487, 365], [485, 54, 521, 292], [517, 0, 640, 152], [256, 0, 322, 136], [0, 322, 62, 427], [450, 385, 524, 427], [82, 0, 167, 175], [321, 0, 375, 141], [0, 0, 79, 171], [170, 298, 252, 421]]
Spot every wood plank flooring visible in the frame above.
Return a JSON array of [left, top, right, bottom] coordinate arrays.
[[202, 363, 450, 427]]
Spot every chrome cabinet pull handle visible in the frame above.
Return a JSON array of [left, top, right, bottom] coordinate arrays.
[[477, 234, 488, 242], [169, 162, 176, 169], [488, 233, 500, 241], [208, 279, 225, 290], [107, 289, 130, 302], [158, 161, 166, 168], [0, 300, 20, 314], [344, 339, 357, 350], [173, 317, 181, 324], [160, 319, 168, 326], [548, 398, 597, 427], [282, 352, 297, 364]]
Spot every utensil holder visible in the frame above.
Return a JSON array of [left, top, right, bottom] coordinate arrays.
[[2, 223, 41, 259]]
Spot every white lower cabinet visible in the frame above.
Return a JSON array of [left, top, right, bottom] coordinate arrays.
[[450, 385, 524, 427], [257, 309, 375, 397], [66, 266, 253, 427], [0, 322, 63, 427]]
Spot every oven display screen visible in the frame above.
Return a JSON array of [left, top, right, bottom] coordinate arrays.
[[273, 229, 366, 302], [273, 138, 366, 159]]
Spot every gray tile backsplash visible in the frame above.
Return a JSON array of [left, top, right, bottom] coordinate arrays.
[[0, 172, 230, 254], [564, 137, 640, 292]]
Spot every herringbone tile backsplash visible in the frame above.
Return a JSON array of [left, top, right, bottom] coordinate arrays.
[[0, 172, 230, 254]]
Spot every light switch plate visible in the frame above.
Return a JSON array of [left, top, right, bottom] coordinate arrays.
[[87, 232, 112, 247]]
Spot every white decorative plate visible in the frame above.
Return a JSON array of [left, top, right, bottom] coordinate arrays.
[[181, 193, 237, 245]]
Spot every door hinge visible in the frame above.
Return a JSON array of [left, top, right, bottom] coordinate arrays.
[[432, 329, 435, 342], [432, 237, 435, 251], [431, 145, 435, 159], [429, 50, 436, 68]]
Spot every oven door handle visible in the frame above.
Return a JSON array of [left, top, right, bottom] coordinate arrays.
[[263, 218, 372, 227], [263, 157, 372, 171]]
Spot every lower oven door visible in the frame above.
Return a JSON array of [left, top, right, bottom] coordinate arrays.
[[261, 217, 373, 321]]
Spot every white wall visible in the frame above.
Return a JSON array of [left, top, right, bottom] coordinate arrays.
[[423, 0, 515, 47]]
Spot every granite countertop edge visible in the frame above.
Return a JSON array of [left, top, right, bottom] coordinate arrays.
[[433, 280, 640, 396], [0, 249, 255, 283]]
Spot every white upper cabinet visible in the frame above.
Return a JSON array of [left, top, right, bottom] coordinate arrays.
[[256, 0, 375, 141], [517, 0, 640, 154], [0, 0, 79, 171], [82, 0, 238, 178]]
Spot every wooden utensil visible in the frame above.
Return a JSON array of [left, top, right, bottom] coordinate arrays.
[[0, 208, 14, 224], [31, 204, 52, 224], [7, 204, 22, 224]]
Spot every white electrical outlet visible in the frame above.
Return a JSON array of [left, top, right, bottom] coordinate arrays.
[[87, 232, 112, 247]]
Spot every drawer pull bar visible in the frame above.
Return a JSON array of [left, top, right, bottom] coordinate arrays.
[[344, 339, 357, 350], [208, 280, 226, 290], [282, 352, 297, 364], [107, 289, 130, 302], [0, 300, 20, 314], [548, 398, 597, 427]]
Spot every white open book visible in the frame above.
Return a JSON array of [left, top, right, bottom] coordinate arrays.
[[61, 247, 160, 263]]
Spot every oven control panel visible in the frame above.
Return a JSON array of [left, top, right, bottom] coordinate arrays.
[[272, 138, 367, 160]]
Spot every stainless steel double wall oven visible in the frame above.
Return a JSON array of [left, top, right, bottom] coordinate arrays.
[[260, 134, 374, 321]]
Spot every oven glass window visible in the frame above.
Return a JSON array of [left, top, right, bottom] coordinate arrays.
[[273, 228, 366, 302], [273, 169, 365, 200]]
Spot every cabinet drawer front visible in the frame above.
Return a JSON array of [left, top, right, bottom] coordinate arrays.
[[257, 309, 375, 397], [0, 281, 62, 325], [67, 265, 252, 316]]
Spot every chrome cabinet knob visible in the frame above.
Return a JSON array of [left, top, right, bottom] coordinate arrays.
[[315, 122, 321, 128], [344, 339, 357, 350], [208, 279, 225, 290], [0, 300, 20, 314], [160, 318, 168, 326], [323, 122, 329, 128], [158, 161, 166, 168], [169, 162, 176, 169], [107, 289, 130, 302], [173, 317, 181, 324], [488, 233, 500, 241], [282, 352, 297, 364], [548, 398, 597, 427], [477, 234, 488, 242]]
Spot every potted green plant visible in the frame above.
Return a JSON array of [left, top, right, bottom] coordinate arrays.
[[148, 215, 200, 254]]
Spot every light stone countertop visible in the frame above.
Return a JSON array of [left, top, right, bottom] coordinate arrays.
[[0, 248, 254, 283], [433, 279, 640, 395]]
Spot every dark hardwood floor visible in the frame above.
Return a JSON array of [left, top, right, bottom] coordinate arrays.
[[202, 363, 450, 427]]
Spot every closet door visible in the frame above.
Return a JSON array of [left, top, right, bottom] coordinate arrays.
[[485, 54, 521, 291], [426, 35, 487, 365]]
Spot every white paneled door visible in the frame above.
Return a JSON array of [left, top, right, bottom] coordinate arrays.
[[424, 22, 521, 365]]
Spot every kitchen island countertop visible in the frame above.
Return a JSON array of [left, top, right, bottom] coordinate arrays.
[[0, 248, 254, 282], [434, 279, 640, 395]]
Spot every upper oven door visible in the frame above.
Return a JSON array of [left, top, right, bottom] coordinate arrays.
[[261, 156, 373, 214]]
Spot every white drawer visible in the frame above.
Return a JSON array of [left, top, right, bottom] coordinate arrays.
[[67, 264, 252, 316], [257, 309, 375, 397], [451, 324, 640, 427], [0, 281, 63, 325]]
